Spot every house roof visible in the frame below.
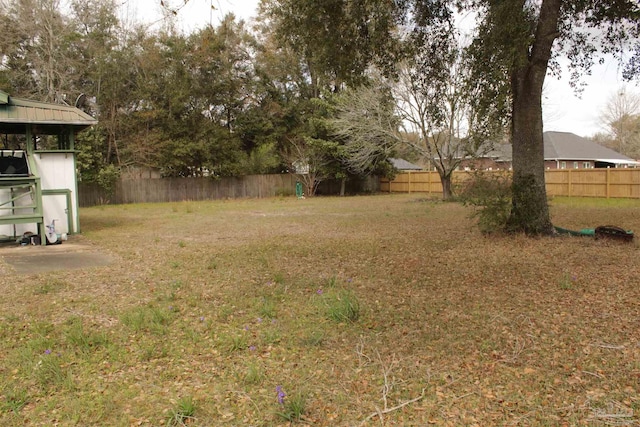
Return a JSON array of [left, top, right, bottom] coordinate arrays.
[[389, 158, 423, 170], [483, 143, 512, 162], [543, 131, 637, 163], [479, 132, 638, 165], [0, 90, 97, 134]]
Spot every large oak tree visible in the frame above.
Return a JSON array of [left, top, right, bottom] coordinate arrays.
[[461, 0, 640, 233]]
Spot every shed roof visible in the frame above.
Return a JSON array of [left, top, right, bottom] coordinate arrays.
[[0, 90, 97, 134]]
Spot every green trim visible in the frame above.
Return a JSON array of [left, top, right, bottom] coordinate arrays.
[[42, 189, 73, 235], [72, 150, 80, 233]]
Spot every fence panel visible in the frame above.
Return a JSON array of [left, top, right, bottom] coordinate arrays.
[[79, 174, 299, 207], [78, 174, 380, 207], [381, 169, 640, 199]]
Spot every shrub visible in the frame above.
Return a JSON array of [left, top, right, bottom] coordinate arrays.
[[457, 171, 512, 234]]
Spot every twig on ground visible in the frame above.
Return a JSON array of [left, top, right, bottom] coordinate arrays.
[[454, 391, 475, 401], [587, 400, 637, 426], [591, 343, 626, 350], [581, 370, 605, 379], [356, 338, 372, 367], [359, 389, 427, 426]]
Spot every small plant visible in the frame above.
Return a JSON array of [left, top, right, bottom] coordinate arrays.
[[33, 351, 73, 390], [34, 278, 67, 295], [322, 275, 338, 289], [64, 317, 110, 354], [120, 305, 173, 335], [178, 241, 186, 248], [258, 297, 277, 319], [1, 387, 28, 413], [559, 272, 577, 290], [300, 329, 325, 347], [273, 272, 285, 285], [275, 386, 307, 422], [220, 332, 248, 353], [166, 396, 196, 426], [242, 363, 264, 385], [324, 290, 361, 323], [261, 326, 282, 345]]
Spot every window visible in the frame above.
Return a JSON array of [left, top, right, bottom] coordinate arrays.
[[561, 162, 566, 169], [573, 162, 579, 169], [583, 162, 591, 169]]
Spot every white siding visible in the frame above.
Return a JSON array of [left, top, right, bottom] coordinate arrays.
[[34, 152, 79, 233]]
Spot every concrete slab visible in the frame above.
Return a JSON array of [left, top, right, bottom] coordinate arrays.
[[0, 239, 113, 274]]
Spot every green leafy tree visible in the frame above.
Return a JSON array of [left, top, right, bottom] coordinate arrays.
[[258, 0, 399, 95], [255, 0, 402, 193]]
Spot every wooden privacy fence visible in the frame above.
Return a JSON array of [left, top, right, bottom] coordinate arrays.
[[380, 169, 640, 198], [78, 174, 380, 207], [79, 174, 298, 207]]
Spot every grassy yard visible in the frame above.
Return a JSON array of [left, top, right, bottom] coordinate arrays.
[[1, 194, 639, 426]]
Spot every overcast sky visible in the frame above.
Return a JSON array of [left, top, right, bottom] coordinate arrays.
[[130, 0, 636, 138]]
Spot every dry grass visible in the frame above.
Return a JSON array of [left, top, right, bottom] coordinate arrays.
[[1, 194, 639, 426]]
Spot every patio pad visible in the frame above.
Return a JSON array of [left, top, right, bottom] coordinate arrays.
[[0, 239, 113, 274]]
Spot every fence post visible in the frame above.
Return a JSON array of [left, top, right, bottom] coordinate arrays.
[[408, 172, 412, 194], [428, 171, 432, 195], [606, 167, 610, 199], [568, 169, 572, 197]]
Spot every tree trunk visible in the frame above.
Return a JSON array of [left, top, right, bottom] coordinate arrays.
[[339, 177, 346, 196], [440, 173, 453, 201], [507, 0, 560, 235]]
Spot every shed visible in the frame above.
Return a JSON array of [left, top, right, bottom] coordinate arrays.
[[0, 90, 97, 243]]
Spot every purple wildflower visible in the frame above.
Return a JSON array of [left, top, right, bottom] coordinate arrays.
[[257, 317, 263, 323], [276, 385, 286, 405], [244, 325, 249, 331], [44, 349, 52, 355], [249, 345, 256, 351], [317, 289, 323, 295], [199, 316, 205, 322]]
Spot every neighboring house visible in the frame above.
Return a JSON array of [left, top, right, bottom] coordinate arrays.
[[461, 131, 639, 170], [389, 158, 424, 171], [461, 144, 513, 171], [543, 131, 639, 169]]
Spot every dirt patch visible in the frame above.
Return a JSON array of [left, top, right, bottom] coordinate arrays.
[[0, 238, 114, 274]]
